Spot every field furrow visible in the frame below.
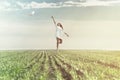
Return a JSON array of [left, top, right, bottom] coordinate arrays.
[[14, 52, 42, 80], [53, 56, 73, 80], [0, 50, 120, 80], [47, 55, 57, 80]]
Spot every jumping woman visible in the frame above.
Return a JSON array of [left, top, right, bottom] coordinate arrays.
[[51, 16, 69, 52]]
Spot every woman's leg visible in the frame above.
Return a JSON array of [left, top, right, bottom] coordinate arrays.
[[59, 38, 62, 44], [56, 37, 62, 52], [56, 38, 59, 50]]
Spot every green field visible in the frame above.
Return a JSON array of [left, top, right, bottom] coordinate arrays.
[[0, 50, 120, 80]]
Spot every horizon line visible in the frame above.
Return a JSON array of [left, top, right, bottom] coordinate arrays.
[[0, 48, 120, 51]]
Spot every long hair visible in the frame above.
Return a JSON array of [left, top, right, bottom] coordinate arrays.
[[57, 23, 63, 30]]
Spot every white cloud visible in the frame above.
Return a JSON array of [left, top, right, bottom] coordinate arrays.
[[64, 1, 76, 4], [16, 1, 25, 9], [63, 0, 120, 7], [80, 0, 108, 7], [16, 1, 31, 9], [30, 1, 59, 8], [0, 1, 11, 11], [80, 0, 120, 7], [1, 0, 120, 11], [0, 1, 19, 11], [63, 1, 81, 7], [16, 1, 60, 9]]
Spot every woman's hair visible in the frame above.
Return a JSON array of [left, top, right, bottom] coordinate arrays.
[[57, 23, 63, 30]]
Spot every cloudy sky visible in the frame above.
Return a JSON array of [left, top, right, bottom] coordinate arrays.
[[1, 0, 120, 50]]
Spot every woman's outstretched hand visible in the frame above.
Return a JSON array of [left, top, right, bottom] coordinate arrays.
[[51, 16, 56, 25], [51, 16, 54, 19], [64, 32, 69, 37]]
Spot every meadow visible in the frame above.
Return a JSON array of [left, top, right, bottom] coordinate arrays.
[[0, 50, 120, 80]]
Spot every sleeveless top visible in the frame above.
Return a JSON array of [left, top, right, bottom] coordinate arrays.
[[56, 26, 64, 39]]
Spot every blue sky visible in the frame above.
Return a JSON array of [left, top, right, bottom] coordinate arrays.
[[1, 0, 120, 50]]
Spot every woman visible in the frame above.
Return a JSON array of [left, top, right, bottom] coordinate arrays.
[[51, 16, 69, 52]]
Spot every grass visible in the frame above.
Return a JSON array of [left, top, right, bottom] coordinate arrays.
[[0, 50, 120, 80]]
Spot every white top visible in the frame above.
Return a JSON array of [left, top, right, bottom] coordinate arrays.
[[56, 26, 64, 39]]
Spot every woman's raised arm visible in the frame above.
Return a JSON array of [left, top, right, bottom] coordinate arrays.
[[51, 16, 57, 26]]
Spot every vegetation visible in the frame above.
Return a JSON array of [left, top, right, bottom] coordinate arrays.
[[0, 50, 120, 80]]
